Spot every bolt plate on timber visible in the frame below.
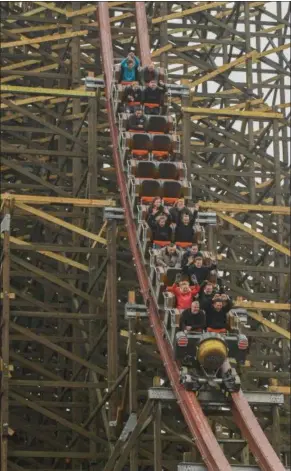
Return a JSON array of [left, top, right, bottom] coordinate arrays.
[[119, 413, 137, 442], [125, 302, 148, 319], [148, 387, 175, 400], [1, 214, 11, 233], [104, 207, 124, 220], [84, 77, 105, 89], [196, 211, 217, 225]]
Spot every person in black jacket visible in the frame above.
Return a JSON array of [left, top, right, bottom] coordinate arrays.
[[140, 62, 159, 84], [174, 213, 195, 244], [148, 215, 173, 248], [143, 80, 166, 115], [179, 300, 206, 332], [170, 200, 199, 226], [183, 252, 217, 285], [202, 294, 233, 331], [199, 282, 214, 304], [146, 197, 171, 226], [181, 243, 200, 268], [123, 84, 142, 112], [127, 108, 147, 131]]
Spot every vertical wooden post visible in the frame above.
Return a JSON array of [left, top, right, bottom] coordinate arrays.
[[128, 291, 138, 470], [1, 201, 11, 471], [153, 381, 162, 471], [107, 219, 118, 434]]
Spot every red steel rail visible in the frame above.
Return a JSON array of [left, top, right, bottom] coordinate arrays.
[[231, 391, 285, 471], [134, 3, 286, 470], [98, 2, 231, 470]]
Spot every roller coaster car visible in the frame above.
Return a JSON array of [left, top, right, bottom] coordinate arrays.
[[128, 160, 186, 180], [119, 113, 175, 134], [175, 329, 248, 393], [129, 177, 192, 207]]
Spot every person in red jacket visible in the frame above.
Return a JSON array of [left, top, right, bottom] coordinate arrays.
[[166, 280, 200, 310]]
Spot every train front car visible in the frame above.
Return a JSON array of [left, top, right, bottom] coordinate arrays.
[[175, 312, 249, 393]]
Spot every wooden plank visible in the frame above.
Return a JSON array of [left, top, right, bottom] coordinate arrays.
[[0, 84, 95, 98], [0, 293, 15, 299], [246, 311, 290, 340], [199, 202, 289, 215], [10, 254, 100, 305], [0, 59, 40, 71], [189, 51, 258, 90], [1, 30, 88, 49], [216, 212, 291, 257], [66, 2, 126, 18], [7, 235, 89, 272], [183, 106, 283, 120], [33, 1, 67, 15], [0, 95, 54, 109], [9, 391, 107, 445], [234, 301, 290, 311], [268, 386, 290, 395], [152, 2, 227, 24], [2, 193, 115, 207], [10, 322, 105, 375]]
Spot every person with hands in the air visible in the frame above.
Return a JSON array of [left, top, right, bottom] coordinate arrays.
[[120, 52, 140, 83]]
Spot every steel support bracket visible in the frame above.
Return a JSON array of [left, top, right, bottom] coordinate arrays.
[[119, 413, 137, 442], [0, 214, 11, 233], [196, 211, 217, 225], [125, 302, 148, 319], [104, 207, 124, 221], [84, 77, 105, 90]]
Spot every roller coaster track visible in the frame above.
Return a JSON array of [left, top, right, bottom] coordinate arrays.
[[98, 3, 286, 470]]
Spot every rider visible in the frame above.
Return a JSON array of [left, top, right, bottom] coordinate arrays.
[[120, 52, 140, 83], [179, 300, 206, 332]]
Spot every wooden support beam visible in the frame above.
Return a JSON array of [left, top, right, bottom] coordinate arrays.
[[268, 386, 290, 395], [152, 2, 227, 24], [14, 202, 107, 245], [1, 30, 88, 49], [216, 212, 291, 257], [199, 201, 289, 215], [10, 254, 99, 305], [0, 84, 96, 98], [7, 235, 89, 272], [0, 293, 15, 299], [10, 322, 105, 375], [234, 301, 290, 311], [246, 311, 290, 340], [189, 51, 258, 90], [183, 106, 283, 120], [2, 193, 114, 207]]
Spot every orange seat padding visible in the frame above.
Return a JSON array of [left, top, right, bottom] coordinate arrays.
[[144, 102, 160, 108], [176, 242, 192, 248], [126, 101, 141, 106], [153, 240, 171, 247], [152, 151, 169, 159], [141, 196, 157, 203], [121, 81, 139, 86], [207, 328, 227, 334], [128, 130, 146, 133], [163, 197, 179, 204], [132, 150, 149, 156]]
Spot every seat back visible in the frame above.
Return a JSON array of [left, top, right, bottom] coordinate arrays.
[[152, 134, 171, 151], [158, 162, 179, 180], [163, 180, 182, 199], [132, 133, 151, 150], [147, 115, 169, 134], [131, 161, 156, 178], [140, 179, 161, 199]]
